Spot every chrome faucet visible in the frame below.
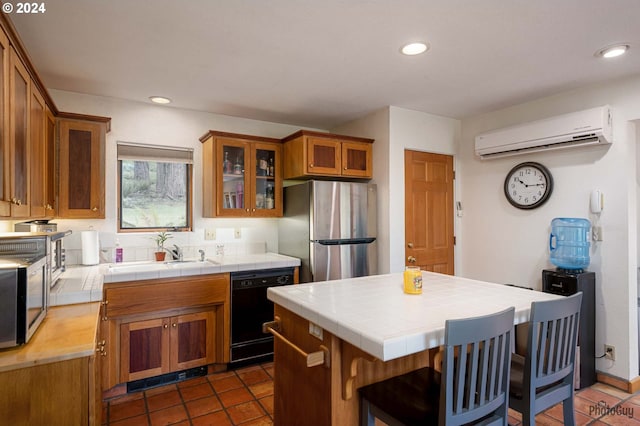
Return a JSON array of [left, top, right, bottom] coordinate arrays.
[[169, 244, 183, 261], [198, 249, 205, 262]]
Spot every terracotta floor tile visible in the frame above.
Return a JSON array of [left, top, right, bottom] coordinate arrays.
[[109, 398, 147, 422], [575, 394, 603, 417], [211, 374, 244, 393], [146, 389, 183, 412], [177, 376, 209, 388], [237, 366, 271, 386], [226, 400, 265, 424], [262, 364, 274, 379], [589, 383, 634, 400], [578, 387, 624, 407], [598, 413, 640, 425], [109, 391, 144, 405], [110, 413, 149, 426], [207, 370, 236, 380], [144, 383, 178, 397], [191, 411, 233, 426], [179, 382, 214, 402], [218, 387, 254, 408], [185, 395, 223, 418], [249, 381, 273, 399], [258, 395, 274, 416], [241, 416, 274, 426], [533, 413, 565, 425], [148, 404, 188, 426]]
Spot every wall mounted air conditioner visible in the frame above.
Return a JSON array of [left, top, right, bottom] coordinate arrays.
[[475, 105, 612, 160]]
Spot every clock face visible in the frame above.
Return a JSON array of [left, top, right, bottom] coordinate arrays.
[[503, 162, 553, 209]]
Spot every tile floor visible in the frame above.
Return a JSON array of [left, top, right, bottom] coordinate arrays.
[[103, 363, 640, 426]]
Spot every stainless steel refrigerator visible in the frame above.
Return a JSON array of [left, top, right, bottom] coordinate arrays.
[[278, 181, 377, 283]]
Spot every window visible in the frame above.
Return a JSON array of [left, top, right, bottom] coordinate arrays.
[[117, 142, 193, 231]]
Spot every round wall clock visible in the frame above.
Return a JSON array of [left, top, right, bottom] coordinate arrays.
[[503, 162, 553, 209]]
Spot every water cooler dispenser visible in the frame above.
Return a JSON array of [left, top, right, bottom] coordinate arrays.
[[543, 217, 595, 389]]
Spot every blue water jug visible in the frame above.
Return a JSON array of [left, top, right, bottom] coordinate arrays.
[[549, 218, 591, 270]]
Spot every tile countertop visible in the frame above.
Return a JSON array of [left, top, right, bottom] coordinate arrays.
[[50, 252, 300, 306], [267, 271, 563, 362]]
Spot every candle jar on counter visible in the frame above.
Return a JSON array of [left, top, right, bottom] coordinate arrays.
[[403, 266, 423, 294]]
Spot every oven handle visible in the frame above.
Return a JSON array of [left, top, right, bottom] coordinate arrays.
[[263, 318, 330, 368]]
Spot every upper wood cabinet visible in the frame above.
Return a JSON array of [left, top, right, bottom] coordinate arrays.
[[0, 27, 10, 217], [200, 131, 283, 218], [58, 118, 106, 218], [29, 79, 46, 218], [44, 107, 56, 216], [8, 47, 30, 217], [282, 130, 373, 180]]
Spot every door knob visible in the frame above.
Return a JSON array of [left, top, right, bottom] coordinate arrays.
[[407, 256, 416, 263]]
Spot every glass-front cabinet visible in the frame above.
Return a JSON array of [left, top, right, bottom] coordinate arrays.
[[201, 131, 282, 218]]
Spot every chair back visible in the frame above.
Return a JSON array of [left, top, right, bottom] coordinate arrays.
[[441, 307, 515, 425], [526, 292, 582, 390]]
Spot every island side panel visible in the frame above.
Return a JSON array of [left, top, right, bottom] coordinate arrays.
[[273, 305, 332, 425]]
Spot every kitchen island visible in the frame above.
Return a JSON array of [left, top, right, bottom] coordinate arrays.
[[266, 271, 562, 425]]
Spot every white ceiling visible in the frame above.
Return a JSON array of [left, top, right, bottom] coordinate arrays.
[[9, 0, 640, 129]]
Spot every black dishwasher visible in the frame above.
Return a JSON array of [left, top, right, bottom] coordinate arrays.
[[230, 267, 294, 365]]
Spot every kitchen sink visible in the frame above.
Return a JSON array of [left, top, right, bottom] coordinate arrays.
[[108, 259, 219, 273]]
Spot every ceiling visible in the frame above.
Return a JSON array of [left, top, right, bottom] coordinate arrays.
[[9, 0, 640, 129]]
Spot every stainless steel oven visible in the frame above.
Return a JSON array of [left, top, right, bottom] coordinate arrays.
[[0, 236, 49, 348]]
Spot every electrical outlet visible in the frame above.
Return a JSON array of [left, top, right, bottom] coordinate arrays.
[[204, 228, 216, 240], [234, 227, 241, 239], [604, 344, 615, 360], [308, 322, 323, 340]]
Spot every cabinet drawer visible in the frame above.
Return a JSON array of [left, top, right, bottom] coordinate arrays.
[[104, 274, 229, 318]]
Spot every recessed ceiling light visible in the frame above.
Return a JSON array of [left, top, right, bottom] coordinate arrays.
[[596, 44, 630, 59], [149, 96, 172, 104], [401, 42, 429, 56]]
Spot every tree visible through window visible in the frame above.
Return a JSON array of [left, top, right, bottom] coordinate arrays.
[[118, 142, 193, 231]]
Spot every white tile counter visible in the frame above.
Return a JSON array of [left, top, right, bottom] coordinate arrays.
[[50, 253, 300, 306], [267, 271, 562, 362]]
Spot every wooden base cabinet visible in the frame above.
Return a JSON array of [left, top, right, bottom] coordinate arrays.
[[101, 274, 230, 391], [120, 310, 215, 383], [282, 130, 373, 180]]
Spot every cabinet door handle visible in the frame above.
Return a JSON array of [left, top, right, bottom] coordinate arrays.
[[163, 324, 168, 329], [407, 256, 417, 263], [309, 163, 314, 168], [92, 207, 98, 212], [172, 323, 177, 328]]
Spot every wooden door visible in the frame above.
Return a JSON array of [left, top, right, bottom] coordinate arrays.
[[306, 136, 341, 176], [404, 150, 454, 274], [9, 48, 30, 217], [0, 28, 10, 217], [120, 318, 170, 382], [29, 83, 46, 218], [341, 141, 372, 178], [170, 311, 215, 371]]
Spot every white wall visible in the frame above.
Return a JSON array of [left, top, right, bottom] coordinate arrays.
[[47, 90, 324, 263], [459, 75, 640, 380], [334, 106, 461, 274]]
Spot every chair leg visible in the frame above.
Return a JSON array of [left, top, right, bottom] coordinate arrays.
[[360, 397, 375, 426], [522, 410, 535, 426], [563, 398, 576, 426]]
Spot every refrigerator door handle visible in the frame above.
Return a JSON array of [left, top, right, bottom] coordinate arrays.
[[315, 238, 376, 246]]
